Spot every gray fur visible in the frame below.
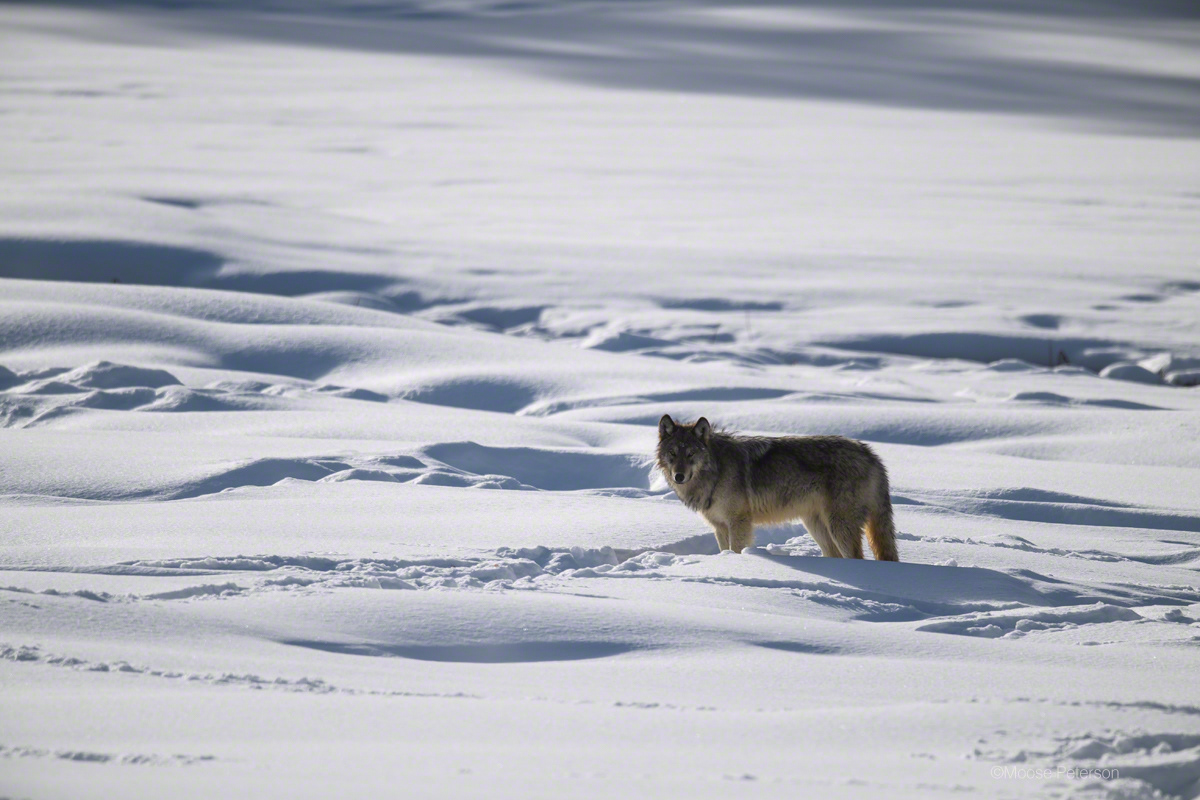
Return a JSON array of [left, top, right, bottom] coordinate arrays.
[[657, 415, 899, 560]]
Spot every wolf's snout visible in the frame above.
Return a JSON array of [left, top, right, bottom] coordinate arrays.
[[673, 472, 686, 483]]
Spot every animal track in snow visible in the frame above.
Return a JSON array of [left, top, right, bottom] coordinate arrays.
[[0, 743, 217, 767], [0, 643, 476, 699], [916, 603, 1143, 639]]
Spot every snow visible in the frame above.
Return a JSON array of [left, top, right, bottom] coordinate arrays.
[[2, 1, 1200, 798]]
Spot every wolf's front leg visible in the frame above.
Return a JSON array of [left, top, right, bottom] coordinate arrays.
[[710, 523, 731, 552], [727, 516, 754, 554]]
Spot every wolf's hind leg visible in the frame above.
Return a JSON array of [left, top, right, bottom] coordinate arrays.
[[803, 516, 840, 557], [829, 511, 866, 559]]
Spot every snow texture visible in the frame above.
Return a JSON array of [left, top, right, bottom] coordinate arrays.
[[1, 1, 1199, 798]]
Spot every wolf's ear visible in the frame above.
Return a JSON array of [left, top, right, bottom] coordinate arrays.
[[694, 417, 711, 442], [659, 414, 676, 438]]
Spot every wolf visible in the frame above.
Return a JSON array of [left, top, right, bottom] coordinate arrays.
[[656, 415, 899, 560]]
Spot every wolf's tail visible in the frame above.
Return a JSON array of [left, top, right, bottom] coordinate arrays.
[[865, 471, 900, 562]]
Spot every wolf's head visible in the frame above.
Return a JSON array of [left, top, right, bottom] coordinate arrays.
[[657, 414, 712, 486]]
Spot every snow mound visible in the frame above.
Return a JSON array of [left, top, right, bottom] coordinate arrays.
[[75, 387, 159, 411], [60, 361, 181, 390], [1099, 362, 1163, 385], [1166, 368, 1200, 387]]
